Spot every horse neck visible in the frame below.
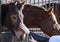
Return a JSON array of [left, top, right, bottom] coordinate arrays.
[[51, 12, 60, 31]]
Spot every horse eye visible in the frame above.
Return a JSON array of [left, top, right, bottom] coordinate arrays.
[[11, 15, 17, 20], [12, 16, 16, 19]]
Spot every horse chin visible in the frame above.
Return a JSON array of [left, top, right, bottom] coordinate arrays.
[[14, 29, 26, 41], [16, 33, 26, 41], [20, 33, 26, 41]]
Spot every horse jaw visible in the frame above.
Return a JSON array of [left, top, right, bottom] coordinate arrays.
[[53, 24, 60, 31]]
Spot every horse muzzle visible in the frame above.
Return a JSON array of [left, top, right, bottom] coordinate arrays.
[[14, 29, 26, 41]]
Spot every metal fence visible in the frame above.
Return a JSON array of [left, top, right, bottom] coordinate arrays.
[[26, 0, 60, 6], [0, 0, 60, 42]]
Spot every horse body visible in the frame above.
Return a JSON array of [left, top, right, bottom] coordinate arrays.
[[22, 4, 60, 36]]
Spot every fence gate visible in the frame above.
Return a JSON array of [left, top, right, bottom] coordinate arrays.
[[0, 0, 60, 42]]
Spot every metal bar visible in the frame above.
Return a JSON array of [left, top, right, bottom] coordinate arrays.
[[58, 0, 60, 3], [31, 1, 55, 4], [45, 0, 47, 9], [34, 0, 35, 5], [25, 0, 27, 3], [6, 0, 7, 3], [29, 0, 31, 4], [48, 0, 50, 8], [42, 0, 43, 6], [38, 0, 39, 6]]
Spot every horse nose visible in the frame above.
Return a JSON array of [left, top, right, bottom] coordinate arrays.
[[17, 35, 23, 41], [20, 35, 23, 41]]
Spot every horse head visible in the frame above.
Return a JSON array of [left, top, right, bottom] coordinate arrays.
[[2, 1, 26, 41], [46, 7, 60, 32]]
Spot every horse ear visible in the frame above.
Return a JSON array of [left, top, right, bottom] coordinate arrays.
[[21, 1, 25, 5], [47, 7, 54, 13], [14, 1, 18, 5]]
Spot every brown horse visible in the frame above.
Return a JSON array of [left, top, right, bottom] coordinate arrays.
[[22, 3, 60, 36], [42, 3, 60, 24]]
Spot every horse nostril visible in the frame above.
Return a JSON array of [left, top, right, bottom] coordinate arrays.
[[16, 35, 23, 41], [20, 35, 23, 41]]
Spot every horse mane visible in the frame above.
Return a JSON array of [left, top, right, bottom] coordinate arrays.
[[1, 3, 15, 26], [23, 4, 47, 14], [1, 4, 8, 26], [25, 4, 58, 24], [51, 11, 58, 24]]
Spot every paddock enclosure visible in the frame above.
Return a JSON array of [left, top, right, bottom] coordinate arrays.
[[0, 0, 60, 42]]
